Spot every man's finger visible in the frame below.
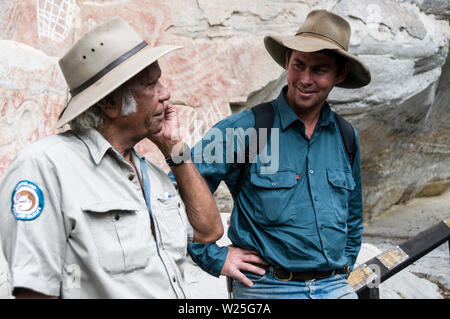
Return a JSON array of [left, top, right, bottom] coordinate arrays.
[[240, 263, 267, 276], [233, 271, 253, 288], [243, 252, 269, 266], [241, 249, 260, 255]]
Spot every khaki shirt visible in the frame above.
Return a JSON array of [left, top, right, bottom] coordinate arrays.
[[0, 129, 194, 298], [0, 236, 12, 298]]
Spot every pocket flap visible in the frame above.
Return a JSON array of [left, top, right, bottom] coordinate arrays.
[[250, 170, 297, 189], [81, 199, 140, 213], [326, 168, 355, 191]]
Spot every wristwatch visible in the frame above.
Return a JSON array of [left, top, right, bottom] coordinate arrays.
[[165, 142, 191, 167]]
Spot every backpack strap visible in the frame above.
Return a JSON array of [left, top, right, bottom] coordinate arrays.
[[334, 113, 356, 167], [230, 102, 274, 198]]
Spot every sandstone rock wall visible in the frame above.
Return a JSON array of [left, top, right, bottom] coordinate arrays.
[[0, 0, 449, 219]]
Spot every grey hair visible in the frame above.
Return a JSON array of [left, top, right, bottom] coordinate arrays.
[[69, 84, 137, 133]]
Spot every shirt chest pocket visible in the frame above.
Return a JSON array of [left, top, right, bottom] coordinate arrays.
[[326, 168, 355, 224], [249, 170, 298, 226], [82, 200, 152, 275], [154, 195, 187, 261]]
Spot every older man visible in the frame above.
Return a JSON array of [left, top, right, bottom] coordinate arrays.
[[0, 17, 223, 298], [188, 10, 370, 299]]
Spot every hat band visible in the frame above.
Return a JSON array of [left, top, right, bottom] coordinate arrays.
[[69, 40, 148, 97], [295, 31, 346, 51]]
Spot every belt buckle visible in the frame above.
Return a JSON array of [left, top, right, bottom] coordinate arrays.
[[274, 266, 293, 282], [343, 264, 351, 274]]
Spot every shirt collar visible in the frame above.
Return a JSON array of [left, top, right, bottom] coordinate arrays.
[[275, 86, 300, 131], [275, 86, 334, 130], [318, 101, 334, 128], [75, 128, 144, 165], [74, 129, 111, 165]]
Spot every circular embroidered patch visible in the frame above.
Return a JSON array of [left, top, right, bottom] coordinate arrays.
[[11, 181, 44, 221]]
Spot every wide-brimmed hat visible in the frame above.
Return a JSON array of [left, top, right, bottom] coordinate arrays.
[[264, 10, 370, 88], [57, 16, 182, 128]]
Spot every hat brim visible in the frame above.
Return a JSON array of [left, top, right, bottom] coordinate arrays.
[[264, 34, 370, 88], [57, 44, 183, 128]]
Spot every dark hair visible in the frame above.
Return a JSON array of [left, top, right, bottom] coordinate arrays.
[[286, 48, 348, 74], [320, 49, 348, 74]]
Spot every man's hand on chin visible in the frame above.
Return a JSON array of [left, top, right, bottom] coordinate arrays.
[[149, 102, 183, 157]]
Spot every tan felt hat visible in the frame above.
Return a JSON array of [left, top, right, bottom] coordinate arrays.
[[264, 9, 371, 89], [57, 16, 182, 128]]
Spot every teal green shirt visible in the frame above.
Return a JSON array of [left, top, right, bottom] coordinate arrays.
[[184, 87, 363, 277]]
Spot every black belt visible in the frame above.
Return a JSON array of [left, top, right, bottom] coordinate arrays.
[[257, 264, 350, 282]]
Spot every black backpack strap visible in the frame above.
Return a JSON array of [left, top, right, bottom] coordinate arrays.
[[231, 102, 274, 198], [334, 113, 356, 167]]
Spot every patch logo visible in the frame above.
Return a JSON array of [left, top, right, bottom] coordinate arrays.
[[11, 181, 44, 221]]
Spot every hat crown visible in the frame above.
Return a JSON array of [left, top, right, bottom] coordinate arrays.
[[263, 10, 370, 89], [59, 17, 143, 90], [296, 10, 351, 51]]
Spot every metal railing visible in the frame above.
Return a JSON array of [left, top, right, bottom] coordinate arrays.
[[349, 219, 450, 299]]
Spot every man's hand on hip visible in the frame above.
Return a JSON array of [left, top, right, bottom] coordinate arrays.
[[221, 246, 269, 287]]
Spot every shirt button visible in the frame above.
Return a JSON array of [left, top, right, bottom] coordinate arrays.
[[314, 196, 318, 201], [128, 175, 134, 181], [114, 214, 120, 221], [271, 182, 276, 187], [172, 276, 177, 283], [309, 169, 314, 174]]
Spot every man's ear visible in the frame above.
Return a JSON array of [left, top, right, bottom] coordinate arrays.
[[98, 95, 121, 119], [336, 61, 350, 85]]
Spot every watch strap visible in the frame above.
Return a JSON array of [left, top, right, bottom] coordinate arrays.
[[165, 143, 191, 167]]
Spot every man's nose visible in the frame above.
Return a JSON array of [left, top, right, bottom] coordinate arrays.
[[159, 83, 170, 101], [300, 69, 313, 86]]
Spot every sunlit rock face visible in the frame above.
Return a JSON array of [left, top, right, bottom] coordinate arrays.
[[329, 0, 450, 219], [0, 0, 449, 219], [0, 40, 66, 173]]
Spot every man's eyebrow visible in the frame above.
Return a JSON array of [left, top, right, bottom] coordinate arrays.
[[293, 58, 305, 64]]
